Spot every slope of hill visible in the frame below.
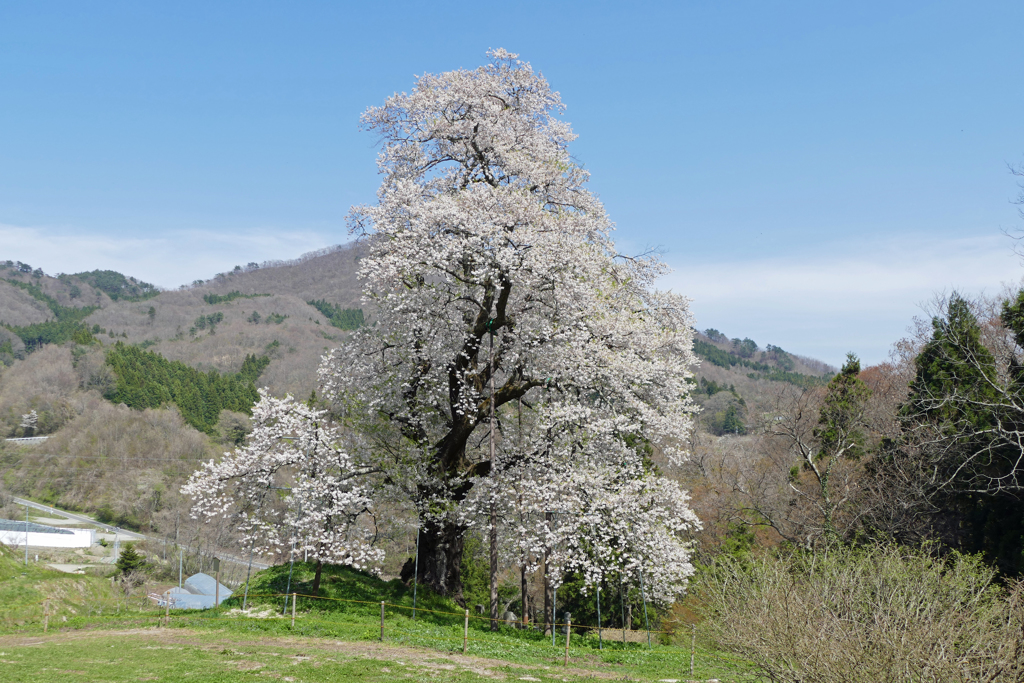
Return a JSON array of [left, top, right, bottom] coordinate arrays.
[[0, 245, 370, 542], [688, 329, 835, 435], [0, 243, 837, 441], [0, 241, 839, 559], [0, 244, 365, 400]]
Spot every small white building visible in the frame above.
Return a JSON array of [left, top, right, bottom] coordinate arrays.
[[0, 519, 95, 548]]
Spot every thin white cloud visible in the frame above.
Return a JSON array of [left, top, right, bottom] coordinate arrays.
[[661, 234, 1023, 367], [2, 223, 1018, 368], [0, 223, 343, 289]]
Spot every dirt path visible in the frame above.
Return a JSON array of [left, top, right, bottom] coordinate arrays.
[[0, 627, 629, 680]]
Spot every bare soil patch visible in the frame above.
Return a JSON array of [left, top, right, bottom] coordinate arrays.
[[0, 627, 627, 680]]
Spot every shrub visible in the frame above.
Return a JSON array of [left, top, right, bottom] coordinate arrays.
[[696, 544, 1024, 682]]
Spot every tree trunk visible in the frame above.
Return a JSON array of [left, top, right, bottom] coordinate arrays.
[[417, 517, 467, 602], [521, 563, 528, 629], [489, 502, 498, 630], [543, 547, 552, 635], [311, 559, 323, 597]]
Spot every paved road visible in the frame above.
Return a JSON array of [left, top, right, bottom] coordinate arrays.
[[14, 497, 146, 540], [13, 497, 270, 570]]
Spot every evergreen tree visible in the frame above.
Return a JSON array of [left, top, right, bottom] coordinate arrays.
[[104, 343, 270, 433], [115, 543, 146, 575], [894, 294, 1024, 573]]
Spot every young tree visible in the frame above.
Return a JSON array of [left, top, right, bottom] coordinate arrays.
[[183, 390, 382, 595], [19, 409, 38, 437], [320, 49, 699, 598], [115, 542, 146, 575]]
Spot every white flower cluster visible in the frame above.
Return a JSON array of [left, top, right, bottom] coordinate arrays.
[[320, 50, 702, 598], [182, 390, 382, 570], [20, 409, 38, 429], [185, 50, 702, 599], [461, 404, 701, 605]]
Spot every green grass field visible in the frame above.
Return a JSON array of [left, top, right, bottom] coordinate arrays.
[[0, 550, 752, 682]]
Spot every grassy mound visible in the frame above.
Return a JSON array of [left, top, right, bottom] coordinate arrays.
[[233, 561, 457, 619], [0, 545, 125, 628]]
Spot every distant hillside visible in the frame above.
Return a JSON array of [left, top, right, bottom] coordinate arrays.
[[0, 246, 370, 556], [1, 245, 838, 438], [0, 244, 843, 565], [689, 328, 835, 436], [0, 244, 366, 400], [195, 244, 364, 309]]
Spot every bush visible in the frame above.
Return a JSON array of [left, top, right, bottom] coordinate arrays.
[[696, 544, 1024, 682]]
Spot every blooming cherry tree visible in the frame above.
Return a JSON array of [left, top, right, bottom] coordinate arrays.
[[183, 390, 381, 594], [468, 413, 700, 620], [319, 49, 700, 598], [20, 409, 38, 436]]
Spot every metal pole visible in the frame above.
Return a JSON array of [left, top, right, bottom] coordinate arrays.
[[690, 624, 696, 676], [620, 574, 626, 645], [380, 601, 385, 641], [291, 593, 296, 627], [24, 505, 29, 565], [412, 527, 420, 620], [596, 582, 602, 650], [283, 537, 295, 615], [638, 566, 651, 649], [179, 548, 183, 589]]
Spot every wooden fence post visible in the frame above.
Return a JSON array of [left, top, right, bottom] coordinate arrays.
[[291, 593, 296, 628], [463, 609, 469, 654], [43, 601, 48, 633], [690, 624, 696, 676], [564, 617, 571, 666], [380, 601, 385, 641]]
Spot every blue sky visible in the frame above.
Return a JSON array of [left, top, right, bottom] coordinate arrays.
[[1, 1, 1022, 366]]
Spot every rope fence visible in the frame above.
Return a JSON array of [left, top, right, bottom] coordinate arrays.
[[237, 590, 678, 636], [16, 591, 754, 677]]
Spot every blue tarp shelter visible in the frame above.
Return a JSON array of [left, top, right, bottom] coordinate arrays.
[[157, 572, 233, 609]]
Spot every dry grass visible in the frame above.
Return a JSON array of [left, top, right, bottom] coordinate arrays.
[[3, 396, 216, 524], [697, 544, 1024, 682], [0, 345, 82, 436]]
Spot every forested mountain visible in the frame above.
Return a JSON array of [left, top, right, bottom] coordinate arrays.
[[688, 329, 834, 435], [0, 244, 365, 400], [1, 243, 832, 439], [0, 242, 834, 550]]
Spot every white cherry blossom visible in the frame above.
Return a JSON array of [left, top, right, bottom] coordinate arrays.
[[182, 390, 382, 571], [317, 50, 700, 597]]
